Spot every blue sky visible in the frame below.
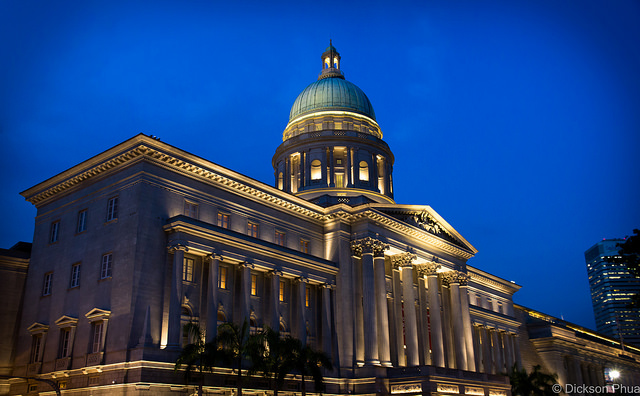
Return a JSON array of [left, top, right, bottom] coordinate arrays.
[[1, 0, 639, 330]]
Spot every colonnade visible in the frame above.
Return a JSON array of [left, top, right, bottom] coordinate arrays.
[[472, 325, 520, 374], [165, 243, 333, 357]]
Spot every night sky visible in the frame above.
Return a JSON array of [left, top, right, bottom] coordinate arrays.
[[2, 1, 639, 330]]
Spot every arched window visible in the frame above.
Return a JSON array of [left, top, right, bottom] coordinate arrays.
[[359, 161, 369, 181], [310, 159, 322, 180], [278, 172, 283, 190]]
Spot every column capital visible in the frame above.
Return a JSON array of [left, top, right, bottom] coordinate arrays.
[[322, 282, 335, 290], [205, 252, 224, 261], [415, 262, 441, 277], [390, 252, 417, 269], [270, 269, 283, 277], [457, 272, 469, 286], [351, 237, 389, 256], [240, 261, 255, 269], [167, 243, 188, 254], [294, 276, 309, 284], [441, 271, 458, 286]]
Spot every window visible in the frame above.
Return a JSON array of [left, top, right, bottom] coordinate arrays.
[[498, 302, 503, 314], [335, 173, 344, 188], [184, 201, 198, 218], [300, 239, 309, 254], [183, 257, 194, 282], [70, 263, 81, 288], [100, 254, 112, 279], [476, 294, 482, 306], [91, 322, 104, 353], [359, 161, 369, 181], [77, 210, 87, 233], [43, 272, 53, 296], [30, 335, 43, 363], [279, 280, 285, 302], [251, 274, 257, 296], [50, 221, 60, 243], [310, 160, 322, 180], [275, 231, 285, 247], [217, 212, 230, 229], [278, 172, 284, 190], [219, 266, 228, 289], [106, 197, 118, 222], [305, 287, 310, 308], [59, 328, 71, 358], [248, 222, 259, 238]]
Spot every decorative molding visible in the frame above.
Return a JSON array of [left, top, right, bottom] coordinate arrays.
[[167, 243, 188, 254], [390, 252, 417, 269], [415, 261, 441, 277], [350, 237, 388, 257]]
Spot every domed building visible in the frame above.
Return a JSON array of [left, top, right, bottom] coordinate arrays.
[[3, 43, 639, 395]]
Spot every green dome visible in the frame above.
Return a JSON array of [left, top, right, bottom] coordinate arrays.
[[289, 77, 376, 121]]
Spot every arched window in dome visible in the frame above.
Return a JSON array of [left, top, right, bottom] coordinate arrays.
[[324, 57, 330, 69], [310, 160, 322, 180], [278, 172, 283, 190], [359, 161, 369, 182], [333, 57, 339, 68]]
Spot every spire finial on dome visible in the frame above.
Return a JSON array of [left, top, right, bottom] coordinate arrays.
[[319, 41, 344, 80]]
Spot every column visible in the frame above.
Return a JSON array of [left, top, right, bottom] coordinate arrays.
[[270, 270, 282, 330], [482, 326, 493, 374], [425, 263, 444, 368], [329, 147, 335, 187], [351, 243, 365, 365], [322, 284, 333, 357], [206, 253, 222, 342], [417, 276, 431, 365], [503, 332, 514, 371], [373, 243, 391, 366], [513, 333, 522, 369], [491, 329, 504, 374], [392, 265, 405, 366], [393, 253, 419, 366], [346, 146, 352, 187], [240, 262, 253, 325], [167, 244, 187, 349], [362, 242, 379, 365], [458, 274, 476, 371], [444, 272, 467, 370], [296, 277, 308, 345], [472, 324, 483, 372]]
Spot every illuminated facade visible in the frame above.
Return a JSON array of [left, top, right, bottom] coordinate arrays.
[[585, 239, 640, 346], [3, 44, 640, 395]]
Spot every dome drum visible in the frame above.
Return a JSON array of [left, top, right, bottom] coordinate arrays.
[[283, 111, 382, 141]]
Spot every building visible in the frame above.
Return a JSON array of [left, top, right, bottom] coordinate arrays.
[[2, 43, 640, 395], [585, 238, 640, 347]]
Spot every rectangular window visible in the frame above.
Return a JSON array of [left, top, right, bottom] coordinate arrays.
[[70, 263, 81, 288], [183, 257, 194, 282], [50, 221, 60, 243], [275, 231, 286, 247], [184, 201, 198, 218], [30, 335, 42, 363], [498, 302, 503, 314], [77, 210, 87, 233], [335, 173, 344, 188], [43, 272, 53, 296], [305, 286, 310, 308], [217, 213, 230, 229], [476, 294, 482, 306], [300, 239, 309, 254], [106, 197, 118, 222], [251, 274, 257, 296], [91, 322, 104, 353], [219, 266, 227, 289], [100, 254, 112, 279], [247, 222, 259, 238], [59, 328, 71, 358], [279, 280, 285, 302]]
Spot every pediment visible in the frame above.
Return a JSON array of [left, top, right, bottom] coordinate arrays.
[[85, 308, 111, 321], [375, 205, 477, 254], [27, 322, 49, 334], [55, 315, 79, 327]]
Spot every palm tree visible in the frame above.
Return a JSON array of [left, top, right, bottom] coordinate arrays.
[[249, 327, 298, 396], [289, 339, 333, 396], [174, 322, 221, 396], [508, 364, 558, 396], [217, 319, 264, 396]]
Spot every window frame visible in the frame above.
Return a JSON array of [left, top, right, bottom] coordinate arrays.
[[50, 221, 60, 244], [218, 266, 228, 289], [76, 209, 87, 234], [184, 201, 199, 218], [43, 272, 53, 296], [279, 280, 285, 302], [217, 212, 230, 229], [100, 253, 113, 279], [300, 239, 309, 254], [250, 273, 257, 296], [247, 221, 259, 238], [70, 263, 81, 288], [275, 230, 286, 247], [183, 257, 194, 282], [106, 196, 119, 222]]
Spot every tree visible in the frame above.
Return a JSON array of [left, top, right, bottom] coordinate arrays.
[[289, 339, 333, 396], [217, 319, 264, 396], [508, 364, 558, 396], [174, 322, 222, 396], [249, 327, 299, 396], [605, 229, 640, 307]]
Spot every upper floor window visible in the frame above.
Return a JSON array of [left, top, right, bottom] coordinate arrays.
[[279, 280, 285, 302], [251, 274, 257, 296], [305, 286, 310, 308], [106, 197, 118, 222], [359, 161, 369, 181], [100, 253, 113, 279], [184, 201, 198, 218], [219, 266, 228, 289], [310, 160, 322, 180], [300, 239, 309, 254], [42, 272, 53, 296], [77, 210, 87, 233], [183, 257, 194, 282], [278, 172, 284, 190], [498, 302, 503, 314], [50, 221, 60, 243], [59, 328, 71, 358], [475, 294, 482, 306], [248, 222, 259, 238], [275, 231, 286, 247], [91, 321, 104, 354], [70, 263, 81, 288], [217, 212, 230, 229], [30, 334, 43, 363]]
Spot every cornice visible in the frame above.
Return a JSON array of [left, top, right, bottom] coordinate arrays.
[[467, 265, 521, 294]]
